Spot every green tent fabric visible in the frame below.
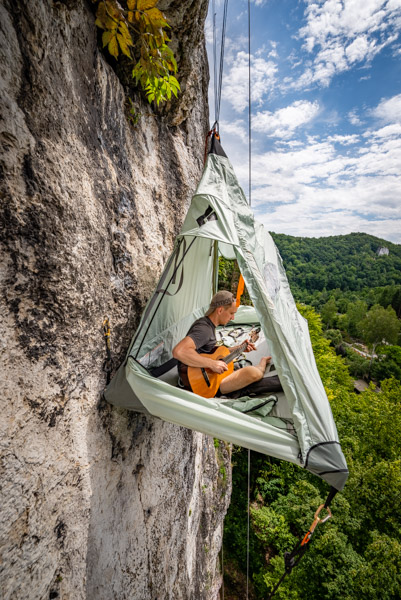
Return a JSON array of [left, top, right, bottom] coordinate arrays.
[[105, 135, 348, 491]]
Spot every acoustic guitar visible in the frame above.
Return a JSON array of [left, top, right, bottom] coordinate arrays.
[[187, 328, 260, 398]]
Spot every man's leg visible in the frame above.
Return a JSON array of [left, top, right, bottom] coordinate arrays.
[[219, 356, 271, 395]]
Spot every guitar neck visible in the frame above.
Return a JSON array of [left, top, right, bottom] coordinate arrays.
[[223, 340, 248, 365]]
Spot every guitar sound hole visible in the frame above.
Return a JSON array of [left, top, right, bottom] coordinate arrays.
[[201, 368, 211, 387]]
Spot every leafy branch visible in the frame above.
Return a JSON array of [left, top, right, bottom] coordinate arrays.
[[93, 0, 180, 105]]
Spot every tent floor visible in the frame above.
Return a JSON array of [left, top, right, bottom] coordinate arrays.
[[158, 338, 293, 422]]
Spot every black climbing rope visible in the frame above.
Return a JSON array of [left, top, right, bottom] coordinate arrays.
[[246, 448, 251, 599], [216, 0, 229, 124], [248, 0, 252, 207]]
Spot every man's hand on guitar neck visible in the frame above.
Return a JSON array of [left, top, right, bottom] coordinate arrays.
[[230, 339, 257, 353], [244, 339, 257, 352]]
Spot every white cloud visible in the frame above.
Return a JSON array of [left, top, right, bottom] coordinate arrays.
[[371, 93, 401, 123], [345, 35, 376, 63], [366, 123, 401, 138], [253, 100, 320, 138], [228, 100, 401, 242], [348, 109, 363, 126], [327, 134, 360, 145], [221, 51, 277, 113], [290, 0, 401, 89], [219, 118, 248, 142]]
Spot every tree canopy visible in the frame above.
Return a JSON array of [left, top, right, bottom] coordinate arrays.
[[223, 306, 401, 600], [358, 304, 400, 349], [271, 232, 401, 294]]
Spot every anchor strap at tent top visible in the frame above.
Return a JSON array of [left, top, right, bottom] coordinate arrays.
[[204, 124, 220, 164], [103, 317, 113, 384], [266, 502, 332, 600]]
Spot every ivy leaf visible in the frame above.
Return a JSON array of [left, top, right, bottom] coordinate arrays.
[[102, 30, 115, 47], [103, 1, 120, 29], [117, 33, 132, 58], [93, 0, 179, 105], [108, 35, 119, 58], [95, 2, 107, 29], [118, 21, 133, 45], [169, 76, 180, 90], [137, 0, 158, 9], [145, 8, 168, 28]]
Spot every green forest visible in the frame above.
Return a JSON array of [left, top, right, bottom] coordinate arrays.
[[271, 232, 401, 295], [220, 232, 401, 600]]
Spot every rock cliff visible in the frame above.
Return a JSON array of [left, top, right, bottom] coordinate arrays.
[[0, 0, 232, 598]]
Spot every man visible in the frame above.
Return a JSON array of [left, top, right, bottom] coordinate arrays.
[[172, 290, 272, 396]]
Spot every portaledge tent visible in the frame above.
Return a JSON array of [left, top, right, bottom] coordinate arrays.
[[105, 136, 348, 492]]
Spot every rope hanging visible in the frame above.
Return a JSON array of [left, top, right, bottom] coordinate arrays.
[[246, 2, 252, 595], [246, 448, 251, 600], [212, 0, 218, 122], [212, 0, 229, 125], [248, 0, 252, 207]]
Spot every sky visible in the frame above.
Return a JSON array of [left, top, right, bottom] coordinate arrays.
[[205, 0, 401, 243]]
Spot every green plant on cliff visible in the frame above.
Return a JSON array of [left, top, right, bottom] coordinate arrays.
[[93, 0, 180, 105]]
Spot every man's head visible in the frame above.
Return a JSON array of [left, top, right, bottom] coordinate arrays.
[[205, 291, 237, 325]]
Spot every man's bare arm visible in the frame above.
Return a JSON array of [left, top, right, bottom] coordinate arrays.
[[172, 336, 228, 373]]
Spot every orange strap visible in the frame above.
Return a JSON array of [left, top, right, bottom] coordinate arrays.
[[301, 504, 332, 546], [236, 274, 245, 307]]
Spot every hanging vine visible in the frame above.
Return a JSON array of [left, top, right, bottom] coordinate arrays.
[[92, 0, 180, 105]]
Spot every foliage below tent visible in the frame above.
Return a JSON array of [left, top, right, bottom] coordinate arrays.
[[223, 306, 401, 600]]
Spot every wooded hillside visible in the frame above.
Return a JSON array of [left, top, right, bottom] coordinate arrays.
[[271, 232, 401, 294]]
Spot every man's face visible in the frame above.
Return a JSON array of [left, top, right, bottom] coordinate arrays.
[[219, 302, 238, 325]]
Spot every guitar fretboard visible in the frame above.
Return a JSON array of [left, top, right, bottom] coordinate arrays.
[[221, 327, 260, 365], [222, 341, 248, 365]]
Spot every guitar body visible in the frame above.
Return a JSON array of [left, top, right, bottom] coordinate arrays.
[[187, 346, 234, 398]]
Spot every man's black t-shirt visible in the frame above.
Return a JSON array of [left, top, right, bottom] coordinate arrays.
[[177, 316, 217, 389], [186, 316, 217, 354]]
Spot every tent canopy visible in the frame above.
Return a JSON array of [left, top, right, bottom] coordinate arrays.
[[105, 135, 348, 491]]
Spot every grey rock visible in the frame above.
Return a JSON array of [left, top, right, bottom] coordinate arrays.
[[0, 0, 232, 598]]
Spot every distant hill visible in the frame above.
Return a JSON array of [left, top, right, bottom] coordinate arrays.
[[270, 232, 401, 293]]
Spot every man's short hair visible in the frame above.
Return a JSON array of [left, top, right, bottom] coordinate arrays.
[[205, 291, 235, 316]]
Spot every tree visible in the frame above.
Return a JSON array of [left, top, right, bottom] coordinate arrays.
[[358, 305, 400, 349], [372, 345, 401, 383], [358, 305, 401, 376], [321, 297, 337, 328], [346, 300, 367, 336], [325, 328, 343, 348]]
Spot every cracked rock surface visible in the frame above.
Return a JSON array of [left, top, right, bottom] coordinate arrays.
[[0, 1, 232, 598]]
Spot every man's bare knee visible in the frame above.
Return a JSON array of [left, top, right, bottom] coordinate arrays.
[[246, 366, 264, 384]]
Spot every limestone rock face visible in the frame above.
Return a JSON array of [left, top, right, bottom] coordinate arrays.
[[0, 1, 232, 598]]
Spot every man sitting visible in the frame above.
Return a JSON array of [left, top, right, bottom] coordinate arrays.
[[172, 290, 273, 396]]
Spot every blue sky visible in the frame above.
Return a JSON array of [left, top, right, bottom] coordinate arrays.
[[205, 0, 401, 243]]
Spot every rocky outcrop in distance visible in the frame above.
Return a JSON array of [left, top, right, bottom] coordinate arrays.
[[0, 0, 232, 598]]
